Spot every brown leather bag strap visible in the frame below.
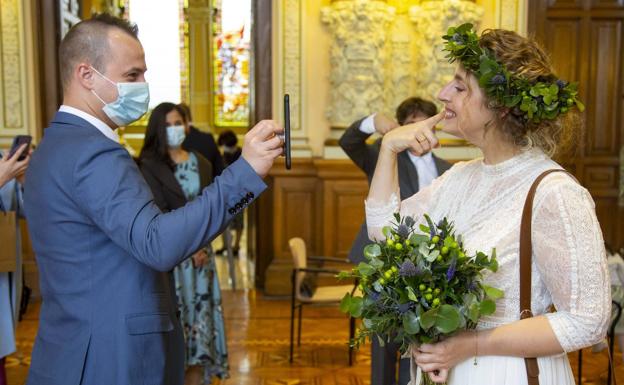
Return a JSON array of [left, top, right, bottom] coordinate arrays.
[[520, 169, 574, 385]]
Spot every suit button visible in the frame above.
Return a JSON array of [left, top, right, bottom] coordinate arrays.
[[235, 203, 242, 210], [228, 208, 234, 214], [247, 192, 254, 199], [242, 198, 249, 204]]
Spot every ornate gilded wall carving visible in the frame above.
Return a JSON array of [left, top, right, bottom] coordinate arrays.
[[321, 0, 483, 128], [283, 0, 302, 131], [321, 0, 395, 128], [60, 0, 81, 38], [409, 0, 484, 104]]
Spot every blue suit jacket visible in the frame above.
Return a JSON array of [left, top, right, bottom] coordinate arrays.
[[23, 112, 265, 385]]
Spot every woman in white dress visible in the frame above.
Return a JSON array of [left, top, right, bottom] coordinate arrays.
[[365, 26, 610, 384]]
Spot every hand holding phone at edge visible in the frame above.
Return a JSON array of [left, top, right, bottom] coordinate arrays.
[[0, 144, 30, 188], [242, 120, 284, 178]]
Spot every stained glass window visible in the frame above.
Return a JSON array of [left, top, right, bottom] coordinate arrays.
[[212, 0, 251, 128]]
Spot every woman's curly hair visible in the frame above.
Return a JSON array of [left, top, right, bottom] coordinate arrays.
[[477, 29, 583, 157]]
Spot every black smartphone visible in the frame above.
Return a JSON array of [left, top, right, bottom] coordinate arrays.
[[8, 135, 32, 161], [284, 94, 291, 170]]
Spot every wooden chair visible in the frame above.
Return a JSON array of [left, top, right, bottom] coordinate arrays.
[[288, 237, 359, 364]]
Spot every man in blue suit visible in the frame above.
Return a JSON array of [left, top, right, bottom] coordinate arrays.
[[23, 14, 283, 385]]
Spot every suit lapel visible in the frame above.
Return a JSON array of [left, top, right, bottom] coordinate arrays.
[[433, 154, 452, 175], [154, 162, 186, 200], [398, 151, 420, 198]]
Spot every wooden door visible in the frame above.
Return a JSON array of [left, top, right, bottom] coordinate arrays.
[[529, 0, 624, 248]]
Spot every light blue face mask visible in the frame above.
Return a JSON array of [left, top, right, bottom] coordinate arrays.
[[91, 67, 150, 126], [166, 125, 186, 148]]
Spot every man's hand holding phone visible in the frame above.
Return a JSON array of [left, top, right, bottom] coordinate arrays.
[[242, 120, 284, 178]]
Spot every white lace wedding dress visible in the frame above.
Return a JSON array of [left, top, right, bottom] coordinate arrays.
[[365, 149, 611, 385]]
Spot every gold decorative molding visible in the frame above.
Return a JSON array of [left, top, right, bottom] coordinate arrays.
[[1, 0, 23, 129], [0, 0, 40, 147], [283, 0, 302, 131]]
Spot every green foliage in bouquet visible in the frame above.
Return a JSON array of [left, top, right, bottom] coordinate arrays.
[[339, 213, 502, 352]]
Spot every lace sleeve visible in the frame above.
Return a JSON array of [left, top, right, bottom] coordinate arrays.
[[365, 165, 453, 241], [532, 176, 611, 352]]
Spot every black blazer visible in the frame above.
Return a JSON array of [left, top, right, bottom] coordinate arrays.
[[339, 117, 452, 263], [182, 126, 225, 177], [140, 151, 213, 212]]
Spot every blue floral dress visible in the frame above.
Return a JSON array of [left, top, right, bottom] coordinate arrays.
[[174, 153, 229, 383]]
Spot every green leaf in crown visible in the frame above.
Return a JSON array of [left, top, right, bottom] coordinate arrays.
[[442, 23, 584, 124]]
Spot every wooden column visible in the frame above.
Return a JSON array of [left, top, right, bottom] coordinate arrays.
[[187, 0, 212, 132]]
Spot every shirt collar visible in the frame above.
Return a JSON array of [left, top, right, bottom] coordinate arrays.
[[407, 151, 434, 163], [59, 105, 120, 143]]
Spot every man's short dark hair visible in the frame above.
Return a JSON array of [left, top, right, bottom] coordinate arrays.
[[395, 97, 438, 125], [59, 13, 139, 90]]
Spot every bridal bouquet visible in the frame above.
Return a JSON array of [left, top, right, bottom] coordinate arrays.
[[339, 214, 501, 384]]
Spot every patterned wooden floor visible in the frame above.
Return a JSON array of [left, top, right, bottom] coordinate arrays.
[[6, 289, 624, 384]]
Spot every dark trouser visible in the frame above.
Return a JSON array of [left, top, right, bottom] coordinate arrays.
[[0, 357, 7, 385], [371, 336, 410, 385]]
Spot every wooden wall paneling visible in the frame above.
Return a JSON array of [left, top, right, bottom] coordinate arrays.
[[321, 180, 369, 260], [263, 159, 321, 296], [529, 0, 624, 248], [587, 20, 621, 156]]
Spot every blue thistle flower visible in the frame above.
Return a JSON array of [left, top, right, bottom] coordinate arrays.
[[490, 74, 506, 85], [451, 33, 465, 45], [397, 224, 410, 239], [556, 79, 568, 89], [404, 216, 415, 228], [446, 258, 457, 282], [399, 260, 418, 277], [396, 302, 412, 315], [370, 291, 381, 302]]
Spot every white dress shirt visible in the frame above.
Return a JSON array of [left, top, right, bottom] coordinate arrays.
[[359, 113, 439, 189], [59, 105, 120, 143]]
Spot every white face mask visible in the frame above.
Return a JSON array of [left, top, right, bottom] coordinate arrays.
[[90, 66, 150, 126], [166, 125, 186, 147]]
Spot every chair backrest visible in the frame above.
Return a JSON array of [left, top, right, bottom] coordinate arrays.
[[289, 237, 307, 300]]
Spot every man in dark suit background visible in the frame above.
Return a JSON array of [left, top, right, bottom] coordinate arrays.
[[178, 102, 225, 176], [339, 97, 451, 385]]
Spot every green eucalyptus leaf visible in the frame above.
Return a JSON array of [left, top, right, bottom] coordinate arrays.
[[410, 234, 430, 246], [468, 303, 480, 323], [357, 262, 376, 277], [479, 298, 496, 315], [340, 293, 351, 313], [420, 308, 437, 330], [402, 311, 421, 334], [364, 243, 382, 259], [435, 304, 461, 333], [483, 285, 504, 300], [369, 257, 384, 269], [382, 226, 393, 239], [349, 296, 363, 317], [419, 224, 430, 234]]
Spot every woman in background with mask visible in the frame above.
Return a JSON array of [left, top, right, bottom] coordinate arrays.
[[139, 102, 229, 385]]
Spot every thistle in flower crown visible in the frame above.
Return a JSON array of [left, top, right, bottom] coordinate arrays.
[[442, 23, 585, 123]]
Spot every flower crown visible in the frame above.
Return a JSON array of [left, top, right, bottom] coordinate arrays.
[[442, 23, 584, 124]]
